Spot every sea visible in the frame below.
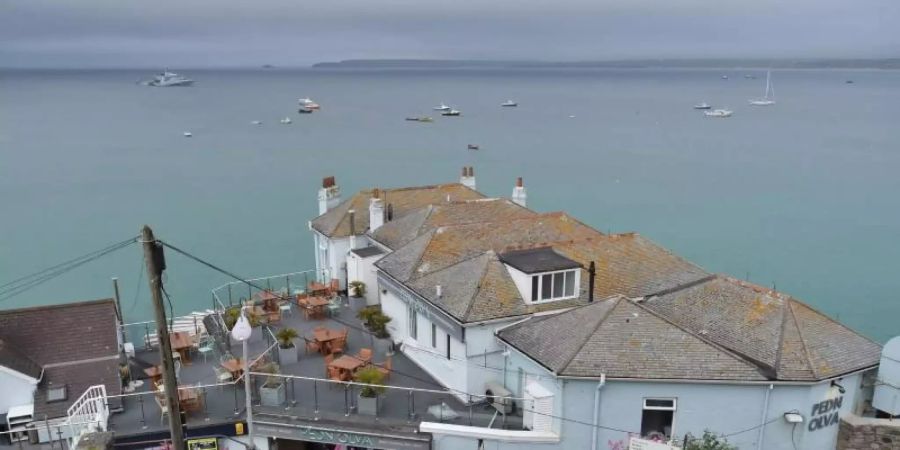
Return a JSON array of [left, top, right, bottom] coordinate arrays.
[[1, 67, 898, 342]]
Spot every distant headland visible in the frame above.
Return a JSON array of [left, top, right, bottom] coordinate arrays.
[[313, 58, 900, 70]]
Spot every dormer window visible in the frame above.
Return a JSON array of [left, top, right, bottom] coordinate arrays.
[[530, 269, 578, 302], [500, 247, 582, 304]]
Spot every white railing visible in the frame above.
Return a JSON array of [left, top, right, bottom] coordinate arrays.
[[66, 384, 109, 449]]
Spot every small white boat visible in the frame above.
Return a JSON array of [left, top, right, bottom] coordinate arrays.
[[748, 70, 776, 106], [704, 109, 733, 118], [433, 103, 451, 111], [501, 100, 518, 107], [693, 102, 712, 110], [251, 120, 262, 125], [183, 131, 193, 137], [721, 75, 729, 80], [280, 117, 292, 124], [441, 109, 461, 116], [298, 97, 320, 109], [145, 70, 193, 87]]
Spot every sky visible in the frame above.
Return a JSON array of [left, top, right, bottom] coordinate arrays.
[[0, 0, 897, 68]]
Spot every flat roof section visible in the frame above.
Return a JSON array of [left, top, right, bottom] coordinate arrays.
[[500, 247, 582, 274]]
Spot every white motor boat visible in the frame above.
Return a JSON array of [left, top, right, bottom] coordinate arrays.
[[441, 109, 461, 116], [748, 70, 776, 106], [145, 70, 193, 87], [693, 102, 712, 110], [433, 103, 451, 111], [298, 98, 320, 109], [251, 120, 263, 125], [183, 131, 193, 137], [280, 117, 292, 124], [704, 109, 733, 118], [501, 100, 518, 107]]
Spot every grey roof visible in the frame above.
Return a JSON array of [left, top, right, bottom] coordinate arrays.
[[0, 299, 123, 418], [499, 275, 882, 382], [641, 275, 882, 381], [351, 246, 385, 258], [499, 247, 582, 274], [499, 297, 768, 381], [0, 337, 42, 380], [376, 213, 708, 323]]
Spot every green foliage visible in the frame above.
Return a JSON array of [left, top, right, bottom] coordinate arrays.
[[275, 327, 299, 349], [256, 361, 283, 388], [349, 280, 367, 296], [683, 431, 738, 450], [354, 366, 386, 398], [356, 306, 392, 338], [224, 306, 260, 330]]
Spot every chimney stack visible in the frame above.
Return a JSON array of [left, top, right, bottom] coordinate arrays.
[[436, 285, 442, 298], [369, 189, 385, 232], [588, 261, 596, 302], [512, 176, 527, 208], [460, 166, 476, 191], [317, 176, 341, 215]]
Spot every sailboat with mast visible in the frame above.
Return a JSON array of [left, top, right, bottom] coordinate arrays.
[[748, 70, 776, 106]]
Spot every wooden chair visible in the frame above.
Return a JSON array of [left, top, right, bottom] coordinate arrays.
[[356, 348, 373, 364], [329, 279, 340, 296], [324, 354, 334, 377], [326, 365, 344, 388], [303, 337, 320, 355], [376, 356, 392, 382], [329, 339, 345, 357]]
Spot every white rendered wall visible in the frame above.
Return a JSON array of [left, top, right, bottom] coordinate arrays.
[[0, 369, 37, 415]]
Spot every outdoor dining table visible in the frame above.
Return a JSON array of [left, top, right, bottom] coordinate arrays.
[[221, 358, 244, 381], [308, 281, 330, 296], [143, 365, 163, 384], [306, 296, 330, 319], [170, 331, 194, 364], [328, 355, 367, 381], [312, 327, 342, 354]]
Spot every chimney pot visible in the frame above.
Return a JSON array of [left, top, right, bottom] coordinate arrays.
[[436, 285, 442, 298], [516, 177, 523, 188]]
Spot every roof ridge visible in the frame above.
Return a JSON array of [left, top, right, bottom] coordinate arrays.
[[559, 297, 623, 375], [0, 297, 115, 315], [631, 299, 774, 379], [408, 245, 489, 282], [461, 252, 496, 321], [787, 294, 883, 347], [772, 296, 790, 379], [787, 299, 819, 379]]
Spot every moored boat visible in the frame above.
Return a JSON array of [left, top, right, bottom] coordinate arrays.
[[693, 102, 712, 110], [441, 109, 461, 116], [704, 109, 733, 118], [501, 100, 518, 107]]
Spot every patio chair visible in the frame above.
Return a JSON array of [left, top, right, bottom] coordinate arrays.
[[213, 366, 233, 387], [279, 301, 292, 316], [375, 356, 392, 381], [329, 340, 344, 357], [324, 354, 334, 377], [304, 337, 320, 354], [356, 348, 373, 364], [266, 310, 282, 325], [155, 394, 169, 424], [326, 365, 343, 388], [326, 297, 342, 317], [194, 335, 215, 363], [329, 279, 340, 295]]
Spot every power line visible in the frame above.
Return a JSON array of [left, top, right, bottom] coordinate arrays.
[[0, 237, 138, 302]]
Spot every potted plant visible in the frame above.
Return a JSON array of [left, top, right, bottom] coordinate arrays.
[[256, 362, 286, 406], [354, 366, 386, 415], [357, 307, 393, 339], [349, 281, 366, 298], [276, 327, 299, 365]]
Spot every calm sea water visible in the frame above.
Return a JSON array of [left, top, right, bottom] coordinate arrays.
[[1, 68, 898, 342]]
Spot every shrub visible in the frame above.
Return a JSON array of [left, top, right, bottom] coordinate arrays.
[[349, 281, 367, 297], [275, 327, 299, 349], [683, 431, 738, 450], [354, 366, 386, 398]]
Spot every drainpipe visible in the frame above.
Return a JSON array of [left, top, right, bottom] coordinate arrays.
[[756, 384, 773, 450], [591, 374, 607, 450]]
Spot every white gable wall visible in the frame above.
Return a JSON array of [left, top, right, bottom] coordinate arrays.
[[0, 368, 38, 415]]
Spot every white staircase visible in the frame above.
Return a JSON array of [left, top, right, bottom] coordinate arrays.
[[66, 384, 109, 449]]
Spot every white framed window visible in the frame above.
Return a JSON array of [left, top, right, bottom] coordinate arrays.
[[641, 398, 676, 439], [431, 322, 437, 348], [408, 305, 417, 340], [530, 269, 578, 302]]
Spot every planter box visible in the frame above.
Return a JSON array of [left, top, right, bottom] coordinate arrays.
[[278, 345, 298, 366], [260, 382, 286, 406], [358, 394, 380, 416]]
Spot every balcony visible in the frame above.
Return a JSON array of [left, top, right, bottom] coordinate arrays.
[[106, 272, 522, 444]]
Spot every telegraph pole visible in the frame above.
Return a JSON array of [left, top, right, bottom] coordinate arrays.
[[142, 225, 185, 450]]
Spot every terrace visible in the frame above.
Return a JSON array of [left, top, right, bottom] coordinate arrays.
[[107, 272, 522, 444]]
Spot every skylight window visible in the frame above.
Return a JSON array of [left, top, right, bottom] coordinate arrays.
[[47, 386, 67, 403]]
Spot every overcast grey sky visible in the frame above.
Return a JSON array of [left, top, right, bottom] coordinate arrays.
[[1, 0, 897, 68]]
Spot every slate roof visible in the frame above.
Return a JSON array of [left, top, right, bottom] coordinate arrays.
[[0, 337, 42, 380], [371, 198, 536, 250], [641, 275, 882, 381], [498, 297, 768, 380], [311, 183, 485, 238], [376, 213, 709, 323], [351, 246, 385, 258], [499, 247, 582, 274], [0, 299, 123, 418], [499, 276, 882, 382]]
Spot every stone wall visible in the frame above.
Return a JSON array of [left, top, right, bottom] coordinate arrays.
[[837, 414, 900, 450]]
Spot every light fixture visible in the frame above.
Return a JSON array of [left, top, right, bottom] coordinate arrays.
[[783, 411, 804, 424], [831, 380, 846, 394], [231, 309, 252, 342]]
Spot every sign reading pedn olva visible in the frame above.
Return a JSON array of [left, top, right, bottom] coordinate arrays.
[[808, 395, 843, 432]]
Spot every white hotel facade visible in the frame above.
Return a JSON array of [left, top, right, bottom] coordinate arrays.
[[308, 169, 891, 450]]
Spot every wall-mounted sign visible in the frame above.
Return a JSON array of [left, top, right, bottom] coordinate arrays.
[[629, 437, 681, 450], [255, 421, 432, 450], [808, 395, 843, 432], [186, 438, 218, 450]]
